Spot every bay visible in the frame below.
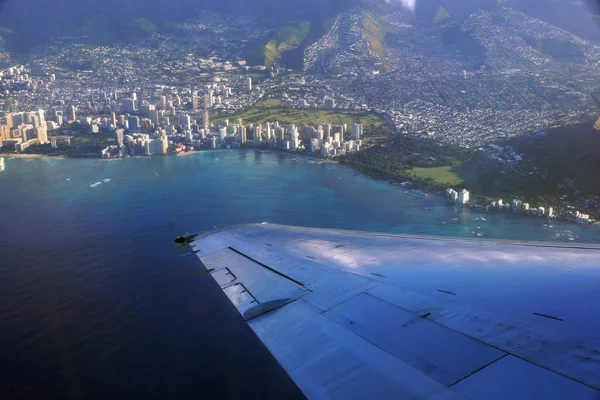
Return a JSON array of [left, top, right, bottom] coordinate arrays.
[[0, 150, 598, 399]]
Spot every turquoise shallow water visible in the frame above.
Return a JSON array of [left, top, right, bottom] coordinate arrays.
[[2, 150, 598, 243], [1, 150, 598, 399]]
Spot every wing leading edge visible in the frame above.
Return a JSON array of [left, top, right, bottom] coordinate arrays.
[[186, 223, 600, 400]]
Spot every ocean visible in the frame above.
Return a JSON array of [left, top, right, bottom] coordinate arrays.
[[1, 150, 599, 400]]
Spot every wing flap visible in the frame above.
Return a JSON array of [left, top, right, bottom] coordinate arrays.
[[201, 248, 309, 318], [250, 300, 469, 400], [369, 282, 600, 390], [324, 293, 507, 386], [453, 355, 600, 400]]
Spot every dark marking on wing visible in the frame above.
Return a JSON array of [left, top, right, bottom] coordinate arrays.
[[437, 289, 457, 296]]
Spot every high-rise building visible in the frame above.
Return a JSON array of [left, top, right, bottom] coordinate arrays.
[[254, 129, 261, 146], [254, 126, 262, 146], [35, 110, 46, 128], [22, 112, 33, 125], [301, 126, 314, 141], [310, 138, 320, 153], [69, 105, 76, 122], [322, 123, 331, 139], [36, 127, 48, 144], [150, 109, 159, 126], [246, 77, 252, 91], [145, 135, 168, 156], [122, 98, 136, 113], [323, 96, 335, 109], [116, 129, 124, 147], [11, 113, 24, 126], [278, 127, 286, 141], [5, 114, 14, 129], [127, 116, 140, 131], [458, 189, 470, 205], [351, 124, 363, 139], [446, 189, 459, 202], [203, 109, 210, 130], [239, 126, 247, 144], [0, 125, 9, 141], [180, 114, 191, 131], [332, 125, 344, 143], [140, 118, 152, 131], [54, 111, 64, 126], [289, 125, 299, 150], [512, 199, 523, 211], [111, 112, 117, 128], [192, 92, 199, 110], [140, 103, 154, 117], [219, 127, 227, 140]]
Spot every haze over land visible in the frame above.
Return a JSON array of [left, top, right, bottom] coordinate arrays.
[[0, 0, 599, 53]]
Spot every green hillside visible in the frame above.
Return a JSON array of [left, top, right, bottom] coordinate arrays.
[[134, 18, 158, 34], [360, 10, 392, 72], [79, 13, 165, 46], [434, 6, 451, 24], [263, 21, 312, 66]]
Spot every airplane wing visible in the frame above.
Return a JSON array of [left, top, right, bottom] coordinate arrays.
[[186, 223, 600, 400]]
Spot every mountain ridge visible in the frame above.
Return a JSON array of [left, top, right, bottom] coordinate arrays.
[[0, 0, 598, 64]]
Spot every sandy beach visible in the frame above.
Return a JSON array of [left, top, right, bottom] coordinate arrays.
[[175, 150, 205, 157], [1, 153, 66, 159]]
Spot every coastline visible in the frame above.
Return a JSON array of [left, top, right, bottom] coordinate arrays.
[[1, 153, 66, 159], [335, 160, 599, 227], [3, 148, 341, 163], [174, 150, 212, 157], [5, 149, 597, 225]]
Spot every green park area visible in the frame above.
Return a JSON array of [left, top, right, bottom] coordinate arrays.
[[342, 118, 600, 215], [410, 165, 468, 187], [215, 99, 389, 131], [339, 136, 477, 192]]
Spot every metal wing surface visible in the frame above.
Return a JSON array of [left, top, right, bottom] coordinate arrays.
[[187, 223, 600, 400]]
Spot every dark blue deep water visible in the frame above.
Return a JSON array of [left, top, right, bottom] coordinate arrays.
[[1, 150, 599, 399]]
